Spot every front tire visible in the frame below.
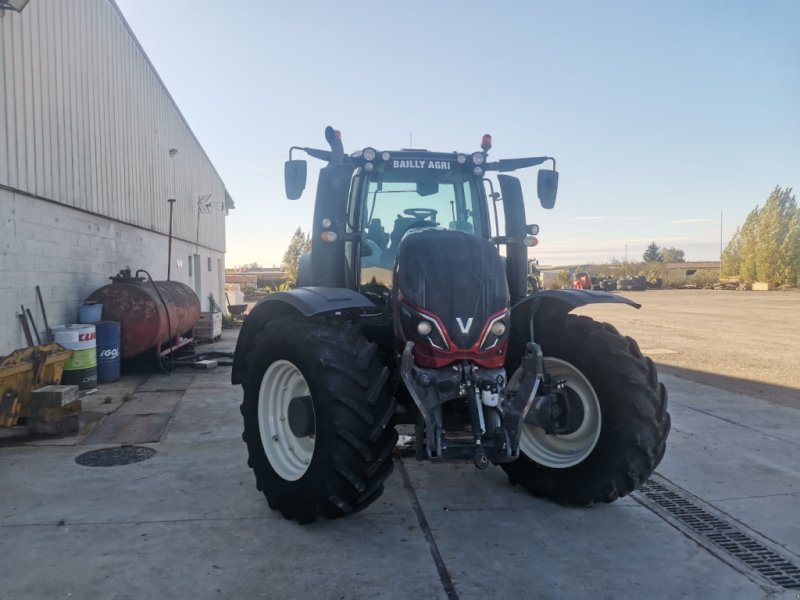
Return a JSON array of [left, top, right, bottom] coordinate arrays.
[[501, 314, 670, 505], [241, 317, 397, 523]]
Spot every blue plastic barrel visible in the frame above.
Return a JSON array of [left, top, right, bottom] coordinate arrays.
[[95, 321, 121, 383], [79, 302, 103, 323]]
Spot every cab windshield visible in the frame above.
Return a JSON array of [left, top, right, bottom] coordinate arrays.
[[363, 171, 484, 250], [356, 165, 485, 289]]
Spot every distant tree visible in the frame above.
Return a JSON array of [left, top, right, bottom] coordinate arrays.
[[660, 247, 685, 263], [781, 206, 800, 286], [281, 227, 312, 286], [738, 207, 760, 284], [243, 261, 261, 270], [755, 187, 795, 286], [556, 270, 571, 288], [721, 227, 741, 278], [723, 186, 798, 286], [608, 257, 642, 277], [643, 242, 663, 263]]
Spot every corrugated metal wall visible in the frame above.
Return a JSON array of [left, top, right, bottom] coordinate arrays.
[[0, 0, 227, 252]]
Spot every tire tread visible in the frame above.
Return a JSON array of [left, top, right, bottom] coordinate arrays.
[[240, 317, 396, 523], [501, 314, 670, 506]]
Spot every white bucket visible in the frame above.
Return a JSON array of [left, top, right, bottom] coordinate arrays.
[[52, 324, 97, 351]]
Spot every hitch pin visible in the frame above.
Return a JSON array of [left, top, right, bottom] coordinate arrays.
[[473, 388, 486, 435]]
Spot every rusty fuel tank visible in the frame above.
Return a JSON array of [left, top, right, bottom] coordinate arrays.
[[86, 268, 201, 358]]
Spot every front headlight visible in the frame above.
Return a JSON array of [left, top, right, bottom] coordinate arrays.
[[490, 321, 506, 336], [401, 303, 449, 351], [479, 311, 509, 351]]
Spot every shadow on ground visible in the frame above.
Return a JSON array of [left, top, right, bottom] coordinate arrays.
[[656, 363, 800, 409]]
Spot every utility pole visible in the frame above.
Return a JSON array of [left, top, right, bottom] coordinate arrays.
[[167, 198, 176, 280], [720, 211, 723, 261], [167, 148, 178, 281]]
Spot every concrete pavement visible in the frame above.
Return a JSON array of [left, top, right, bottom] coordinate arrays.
[[1, 331, 799, 599]]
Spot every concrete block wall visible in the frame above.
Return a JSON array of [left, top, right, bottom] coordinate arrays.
[[0, 189, 225, 356]]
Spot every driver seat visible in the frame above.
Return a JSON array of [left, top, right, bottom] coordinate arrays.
[[366, 218, 390, 250], [449, 220, 473, 234], [389, 215, 419, 253]]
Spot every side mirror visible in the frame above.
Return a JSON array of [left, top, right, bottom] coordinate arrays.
[[284, 160, 307, 200], [537, 169, 559, 209]]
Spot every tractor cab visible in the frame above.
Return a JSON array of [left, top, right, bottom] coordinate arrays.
[[350, 152, 491, 302], [284, 127, 559, 307]]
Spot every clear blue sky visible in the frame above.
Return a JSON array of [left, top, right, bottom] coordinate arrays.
[[116, 0, 799, 267]]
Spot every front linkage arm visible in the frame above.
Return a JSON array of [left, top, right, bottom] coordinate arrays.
[[402, 340, 566, 468]]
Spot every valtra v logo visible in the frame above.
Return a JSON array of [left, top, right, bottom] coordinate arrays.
[[455, 317, 474, 334]]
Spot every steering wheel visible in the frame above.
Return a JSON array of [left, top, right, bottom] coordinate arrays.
[[403, 208, 438, 222]]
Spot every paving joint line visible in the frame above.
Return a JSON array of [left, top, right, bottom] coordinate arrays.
[[673, 401, 800, 448], [712, 491, 800, 502], [398, 459, 459, 600], [0, 508, 410, 529], [0, 515, 279, 528]]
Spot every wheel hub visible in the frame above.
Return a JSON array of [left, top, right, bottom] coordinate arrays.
[[550, 386, 586, 435], [514, 357, 602, 468], [257, 360, 316, 481], [287, 395, 315, 438]]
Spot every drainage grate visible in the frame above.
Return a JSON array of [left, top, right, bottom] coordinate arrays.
[[75, 446, 156, 467], [637, 477, 800, 590]]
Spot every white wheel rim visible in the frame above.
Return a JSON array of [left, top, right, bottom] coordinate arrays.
[[513, 357, 601, 468], [258, 359, 316, 481]]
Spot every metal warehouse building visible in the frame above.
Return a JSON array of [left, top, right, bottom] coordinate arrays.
[[0, 0, 233, 356]]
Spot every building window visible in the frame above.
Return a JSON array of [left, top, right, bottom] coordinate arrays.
[[207, 257, 212, 272], [188, 256, 193, 277]]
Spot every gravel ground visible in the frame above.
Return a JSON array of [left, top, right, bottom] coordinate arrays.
[[575, 289, 800, 408]]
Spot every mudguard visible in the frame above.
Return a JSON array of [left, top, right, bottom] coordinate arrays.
[[231, 287, 375, 385], [509, 289, 640, 348]]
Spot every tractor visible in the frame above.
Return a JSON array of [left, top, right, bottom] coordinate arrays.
[[232, 127, 670, 523], [572, 271, 593, 290]]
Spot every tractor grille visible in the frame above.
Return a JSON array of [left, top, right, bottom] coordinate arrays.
[[635, 476, 800, 590]]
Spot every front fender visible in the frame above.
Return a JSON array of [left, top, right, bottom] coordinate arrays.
[[231, 287, 375, 385], [509, 289, 640, 349]]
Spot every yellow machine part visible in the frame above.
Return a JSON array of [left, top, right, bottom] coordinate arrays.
[[0, 343, 73, 427]]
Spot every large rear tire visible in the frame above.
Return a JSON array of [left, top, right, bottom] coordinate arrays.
[[241, 317, 396, 523], [501, 314, 670, 505]]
